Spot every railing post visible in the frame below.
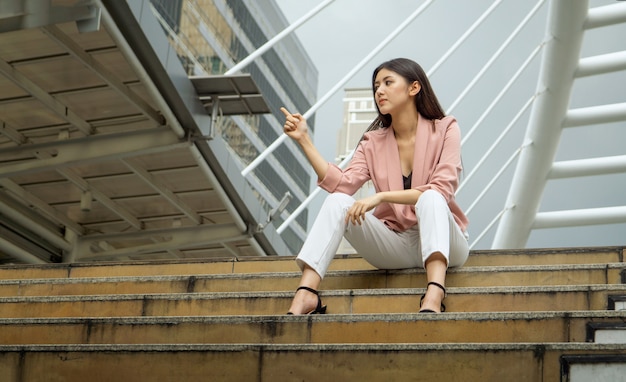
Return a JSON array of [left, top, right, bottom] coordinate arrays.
[[492, 0, 589, 249]]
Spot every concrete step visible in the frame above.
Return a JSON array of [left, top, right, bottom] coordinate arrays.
[[0, 246, 621, 280], [465, 246, 623, 267], [0, 311, 624, 345], [0, 263, 622, 298], [0, 342, 624, 381], [0, 246, 622, 381], [0, 284, 624, 318]]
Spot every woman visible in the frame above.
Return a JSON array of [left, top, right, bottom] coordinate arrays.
[[281, 57, 469, 315]]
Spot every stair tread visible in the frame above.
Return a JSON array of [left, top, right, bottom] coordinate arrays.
[[0, 246, 623, 381], [0, 246, 621, 280], [1, 342, 624, 351], [0, 309, 624, 323], [0, 284, 622, 318], [1, 262, 622, 282], [0, 263, 620, 298], [1, 282, 625, 300], [5, 342, 623, 382]]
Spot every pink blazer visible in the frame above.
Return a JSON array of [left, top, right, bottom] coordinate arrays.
[[318, 114, 468, 233]]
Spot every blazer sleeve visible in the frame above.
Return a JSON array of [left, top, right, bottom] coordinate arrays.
[[318, 136, 371, 195], [415, 119, 463, 203]]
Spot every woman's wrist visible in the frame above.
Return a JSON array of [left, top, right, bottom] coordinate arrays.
[[296, 132, 313, 147]]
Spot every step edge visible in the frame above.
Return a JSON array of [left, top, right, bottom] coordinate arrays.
[[0, 263, 623, 286], [0, 246, 622, 272], [0, 342, 623, 352], [0, 310, 624, 325], [1, 284, 626, 303]]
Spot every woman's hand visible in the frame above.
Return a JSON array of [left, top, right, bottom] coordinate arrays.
[[281, 107, 308, 142], [345, 194, 383, 225]]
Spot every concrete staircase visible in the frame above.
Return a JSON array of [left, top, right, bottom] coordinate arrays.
[[0, 247, 624, 381]]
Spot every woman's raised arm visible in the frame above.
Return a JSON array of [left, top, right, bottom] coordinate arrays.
[[281, 107, 329, 181]]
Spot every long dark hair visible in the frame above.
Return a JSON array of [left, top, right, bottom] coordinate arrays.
[[365, 58, 445, 132]]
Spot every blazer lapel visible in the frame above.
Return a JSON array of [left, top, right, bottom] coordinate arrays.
[[412, 114, 442, 188], [384, 128, 404, 192]]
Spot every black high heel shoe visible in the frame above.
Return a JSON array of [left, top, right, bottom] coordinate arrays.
[[419, 281, 446, 313], [286, 286, 327, 315]]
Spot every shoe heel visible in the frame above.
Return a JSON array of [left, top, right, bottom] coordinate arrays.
[[287, 286, 327, 315], [419, 281, 446, 313]]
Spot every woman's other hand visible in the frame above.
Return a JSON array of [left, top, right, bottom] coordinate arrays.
[[345, 194, 382, 225]]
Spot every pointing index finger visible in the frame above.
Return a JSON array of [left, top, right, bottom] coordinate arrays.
[[280, 107, 291, 117]]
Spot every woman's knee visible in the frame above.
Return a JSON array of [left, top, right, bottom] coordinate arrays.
[[315, 193, 355, 224], [323, 192, 354, 209], [416, 189, 446, 210]]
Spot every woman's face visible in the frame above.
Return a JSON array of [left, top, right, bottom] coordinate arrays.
[[373, 68, 419, 116]]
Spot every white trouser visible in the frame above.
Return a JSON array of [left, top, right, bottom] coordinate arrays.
[[296, 190, 469, 279]]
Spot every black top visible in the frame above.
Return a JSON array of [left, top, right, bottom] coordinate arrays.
[[403, 172, 412, 190]]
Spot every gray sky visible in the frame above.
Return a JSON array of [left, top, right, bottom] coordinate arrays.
[[274, 0, 626, 250]]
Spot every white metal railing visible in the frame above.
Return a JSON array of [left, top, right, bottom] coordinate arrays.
[[225, 0, 334, 75], [470, 206, 510, 250], [274, 0, 551, 242], [159, 0, 625, 249], [268, 0, 545, 243], [276, 150, 354, 234], [241, 0, 436, 178], [245, 0, 626, 250], [275, 0, 513, 233], [464, 130, 531, 248], [457, 95, 536, 195], [427, 0, 504, 77], [585, 2, 626, 29], [446, 0, 546, 115], [460, 43, 544, 147], [562, 103, 626, 127], [549, 155, 626, 179], [466, 144, 526, 217], [493, 0, 626, 248], [534, 207, 626, 229], [576, 51, 626, 77]]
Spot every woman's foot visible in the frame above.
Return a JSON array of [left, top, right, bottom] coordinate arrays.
[[287, 286, 327, 315], [419, 281, 446, 313]]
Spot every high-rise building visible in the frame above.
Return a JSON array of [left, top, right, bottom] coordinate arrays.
[[336, 88, 377, 162], [335, 88, 377, 254], [150, 0, 319, 254]]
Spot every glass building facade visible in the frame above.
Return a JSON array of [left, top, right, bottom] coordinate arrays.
[[150, 0, 318, 253]]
